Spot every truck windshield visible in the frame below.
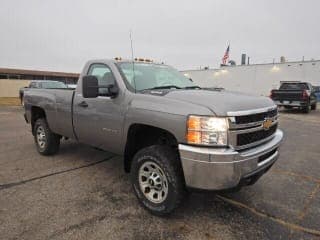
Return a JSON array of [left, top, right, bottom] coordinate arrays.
[[279, 83, 308, 90], [117, 62, 197, 91]]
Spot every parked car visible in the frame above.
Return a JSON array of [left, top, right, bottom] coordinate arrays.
[[270, 82, 317, 113], [24, 58, 283, 215], [19, 80, 68, 106], [313, 86, 320, 102], [66, 84, 77, 89]]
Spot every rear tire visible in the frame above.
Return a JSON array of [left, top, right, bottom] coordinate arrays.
[[130, 145, 186, 216], [34, 118, 60, 155], [311, 103, 317, 110], [303, 104, 311, 113]]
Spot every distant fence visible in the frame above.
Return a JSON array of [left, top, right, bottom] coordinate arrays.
[[0, 79, 30, 97]]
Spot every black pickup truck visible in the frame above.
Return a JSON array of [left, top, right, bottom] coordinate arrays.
[[270, 82, 317, 113]]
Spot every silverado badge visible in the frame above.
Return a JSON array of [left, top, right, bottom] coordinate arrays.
[[262, 118, 273, 130]]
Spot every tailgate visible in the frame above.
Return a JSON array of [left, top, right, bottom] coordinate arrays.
[[271, 90, 303, 101]]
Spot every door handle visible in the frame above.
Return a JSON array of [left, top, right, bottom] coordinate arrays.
[[78, 101, 88, 108]]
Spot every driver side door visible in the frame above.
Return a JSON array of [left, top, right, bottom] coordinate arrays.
[[73, 63, 124, 154]]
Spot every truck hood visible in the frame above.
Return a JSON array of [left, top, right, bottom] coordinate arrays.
[[162, 89, 275, 116]]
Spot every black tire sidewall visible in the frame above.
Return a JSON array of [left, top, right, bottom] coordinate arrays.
[[131, 146, 183, 215], [303, 103, 311, 113], [34, 119, 49, 153], [306, 105, 310, 113], [33, 119, 59, 155]]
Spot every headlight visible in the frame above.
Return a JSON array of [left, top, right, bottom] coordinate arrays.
[[186, 115, 228, 146]]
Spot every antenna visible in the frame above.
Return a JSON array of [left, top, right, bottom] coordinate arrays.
[[129, 30, 136, 93]]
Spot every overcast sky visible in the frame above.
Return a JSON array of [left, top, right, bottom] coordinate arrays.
[[1, 0, 319, 72]]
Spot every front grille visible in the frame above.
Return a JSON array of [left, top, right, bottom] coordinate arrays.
[[237, 124, 277, 147], [235, 109, 277, 124]]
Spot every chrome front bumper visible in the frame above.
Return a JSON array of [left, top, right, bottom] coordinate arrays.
[[179, 129, 283, 190]]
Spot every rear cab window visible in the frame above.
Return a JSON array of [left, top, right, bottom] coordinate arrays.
[[280, 83, 308, 90]]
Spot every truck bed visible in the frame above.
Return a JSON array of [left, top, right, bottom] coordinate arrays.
[[24, 88, 76, 138]]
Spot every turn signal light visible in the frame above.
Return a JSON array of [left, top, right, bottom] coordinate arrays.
[[187, 116, 201, 130], [186, 130, 201, 144]]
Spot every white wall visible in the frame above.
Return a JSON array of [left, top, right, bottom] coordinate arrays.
[[182, 60, 320, 96]]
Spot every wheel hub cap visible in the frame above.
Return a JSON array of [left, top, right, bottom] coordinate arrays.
[[138, 161, 168, 204], [36, 126, 46, 148]]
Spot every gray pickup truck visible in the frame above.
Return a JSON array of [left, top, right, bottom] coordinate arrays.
[[24, 58, 283, 215]]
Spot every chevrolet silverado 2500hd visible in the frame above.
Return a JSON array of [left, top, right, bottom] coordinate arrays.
[[24, 58, 283, 215]]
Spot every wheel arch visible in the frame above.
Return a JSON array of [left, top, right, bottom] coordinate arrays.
[[31, 106, 47, 135], [124, 123, 179, 173]]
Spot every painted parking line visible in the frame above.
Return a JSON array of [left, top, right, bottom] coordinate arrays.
[[273, 169, 320, 184], [296, 183, 320, 220], [217, 195, 320, 237]]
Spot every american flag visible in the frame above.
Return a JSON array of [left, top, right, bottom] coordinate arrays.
[[222, 45, 230, 65]]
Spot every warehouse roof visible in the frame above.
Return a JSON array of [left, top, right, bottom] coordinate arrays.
[[0, 67, 79, 78], [182, 59, 320, 72]]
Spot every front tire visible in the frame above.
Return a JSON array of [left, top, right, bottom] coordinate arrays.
[[311, 103, 317, 110], [34, 118, 60, 155], [130, 145, 186, 216]]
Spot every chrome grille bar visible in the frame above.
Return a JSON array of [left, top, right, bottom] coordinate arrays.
[[227, 106, 279, 150]]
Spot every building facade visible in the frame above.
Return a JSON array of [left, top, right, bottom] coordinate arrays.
[[0, 68, 79, 84], [182, 60, 320, 96], [0, 68, 79, 97]]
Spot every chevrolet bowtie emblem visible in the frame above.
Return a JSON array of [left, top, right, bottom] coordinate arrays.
[[262, 118, 273, 130]]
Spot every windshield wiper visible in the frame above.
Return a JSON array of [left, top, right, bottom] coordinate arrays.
[[142, 85, 182, 91], [183, 86, 201, 89]]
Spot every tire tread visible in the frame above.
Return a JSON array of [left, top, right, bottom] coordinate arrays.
[[131, 145, 186, 215]]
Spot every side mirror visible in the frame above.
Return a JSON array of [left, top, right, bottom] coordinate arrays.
[[100, 84, 119, 98], [108, 84, 119, 97], [82, 75, 99, 98]]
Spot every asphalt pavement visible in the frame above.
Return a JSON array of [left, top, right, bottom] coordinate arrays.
[[0, 106, 319, 240]]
